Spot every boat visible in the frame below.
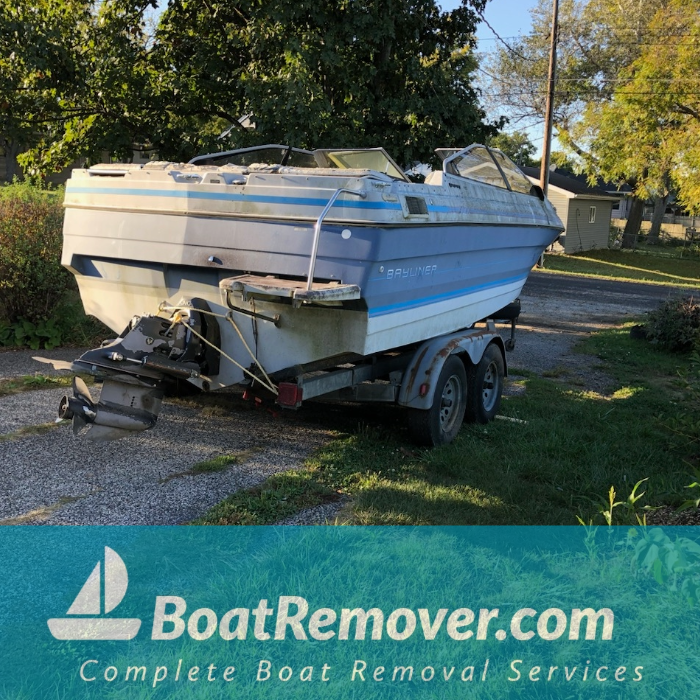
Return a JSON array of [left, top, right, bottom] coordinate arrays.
[[45, 143, 563, 442]]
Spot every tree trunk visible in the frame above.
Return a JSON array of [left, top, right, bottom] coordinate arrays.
[[622, 197, 644, 249], [1, 140, 22, 182], [648, 194, 670, 244]]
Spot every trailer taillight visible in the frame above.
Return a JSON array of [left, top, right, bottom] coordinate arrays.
[[277, 383, 304, 408]]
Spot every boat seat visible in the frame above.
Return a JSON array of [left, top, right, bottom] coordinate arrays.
[[220, 275, 361, 303]]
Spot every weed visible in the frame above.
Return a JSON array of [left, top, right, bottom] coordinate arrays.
[[644, 296, 700, 351], [160, 453, 246, 483], [594, 478, 649, 526], [0, 373, 92, 398], [632, 528, 700, 605], [678, 467, 700, 513], [0, 422, 65, 442]]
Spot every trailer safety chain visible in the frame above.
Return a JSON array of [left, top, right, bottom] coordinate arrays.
[[159, 304, 279, 396]]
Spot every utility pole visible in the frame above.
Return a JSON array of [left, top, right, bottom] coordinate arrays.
[[540, 0, 559, 197], [538, 0, 559, 268]]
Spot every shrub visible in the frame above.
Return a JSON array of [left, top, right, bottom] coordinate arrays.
[[644, 296, 700, 352], [0, 182, 73, 325]]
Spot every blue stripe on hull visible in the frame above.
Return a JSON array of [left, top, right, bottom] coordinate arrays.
[[66, 186, 552, 223], [66, 186, 403, 211], [367, 273, 528, 317]]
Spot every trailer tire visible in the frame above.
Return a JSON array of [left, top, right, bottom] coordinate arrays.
[[407, 356, 466, 446], [465, 343, 504, 423]]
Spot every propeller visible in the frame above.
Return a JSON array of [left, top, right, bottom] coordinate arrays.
[[73, 376, 94, 406], [57, 377, 96, 435]]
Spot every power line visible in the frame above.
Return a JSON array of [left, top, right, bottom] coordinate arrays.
[[476, 10, 537, 63], [478, 34, 700, 43], [481, 91, 700, 97], [477, 67, 700, 85]]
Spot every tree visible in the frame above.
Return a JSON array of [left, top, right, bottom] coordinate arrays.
[[481, 0, 678, 245], [0, 0, 93, 179], [571, 0, 699, 249], [12, 0, 158, 177], [5, 0, 497, 175], [550, 150, 580, 173], [149, 0, 498, 166], [636, 0, 700, 214], [487, 130, 537, 166]]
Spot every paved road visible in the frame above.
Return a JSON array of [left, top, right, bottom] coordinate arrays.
[[524, 270, 699, 306], [519, 271, 698, 332], [502, 271, 699, 387]]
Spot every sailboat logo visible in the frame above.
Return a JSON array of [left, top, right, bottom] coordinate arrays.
[[47, 547, 142, 641]]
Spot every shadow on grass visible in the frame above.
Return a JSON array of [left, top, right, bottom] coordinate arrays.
[[194, 327, 696, 527]]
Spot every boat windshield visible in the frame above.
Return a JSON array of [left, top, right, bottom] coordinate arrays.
[[442, 145, 535, 195], [189, 145, 317, 168], [191, 144, 408, 180], [314, 148, 407, 180]]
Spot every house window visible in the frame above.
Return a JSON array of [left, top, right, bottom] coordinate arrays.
[[589, 206, 596, 224]]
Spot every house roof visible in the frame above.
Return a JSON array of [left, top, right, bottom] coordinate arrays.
[[521, 166, 622, 200]]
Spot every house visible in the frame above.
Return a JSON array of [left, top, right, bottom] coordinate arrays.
[[521, 167, 621, 253]]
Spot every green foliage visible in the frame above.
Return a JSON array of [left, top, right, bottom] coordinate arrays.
[[0, 183, 110, 349], [0, 183, 72, 325], [0, 372, 87, 398], [644, 297, 700, 352], [150, 0, 496, 167], [0, 317, 63, 350], [633, 527, 700, 605], [5, 0, 496, 174], [550, 149, 581, 173], [1, 0, 159, 176], [593, 478, 648, 526], [0, 296, 110, 350], [487, 130, 536, 166], [678, 467, 700, 512]]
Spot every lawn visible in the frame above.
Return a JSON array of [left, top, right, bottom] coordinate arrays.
[[194, 325, 699, 527], [542, 248, 700, 287]]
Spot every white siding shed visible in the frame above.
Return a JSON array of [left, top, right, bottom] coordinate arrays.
[[522, 167, 620, 253]]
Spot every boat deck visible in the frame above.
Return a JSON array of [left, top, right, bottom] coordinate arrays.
[[221, 274, 361, 303]]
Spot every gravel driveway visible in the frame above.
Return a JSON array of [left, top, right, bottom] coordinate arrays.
[[0, 272, 696, 526]]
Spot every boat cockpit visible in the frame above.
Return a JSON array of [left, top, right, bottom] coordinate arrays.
[[189, 144, 409, 181]]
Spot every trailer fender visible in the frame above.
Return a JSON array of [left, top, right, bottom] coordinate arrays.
[[398, 328, 507, 410]]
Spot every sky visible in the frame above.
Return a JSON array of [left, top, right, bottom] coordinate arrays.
[[439, 0, 541, 44], [440, 0, 552, 155]]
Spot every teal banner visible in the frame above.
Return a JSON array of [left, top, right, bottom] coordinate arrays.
[[0, 526, 697, 698]]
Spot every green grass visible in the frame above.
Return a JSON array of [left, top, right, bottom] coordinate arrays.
[[160, 452, 251, 483], [195, 327, 697, 527], [542, 248, 700, 287], [0, 373, 92, 398], [191, 470, 339, 524], [0, 421, 65, 442]]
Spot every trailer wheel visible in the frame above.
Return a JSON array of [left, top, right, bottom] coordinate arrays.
[[465, 343, 504, 423], [407, 356, 466, 446]]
